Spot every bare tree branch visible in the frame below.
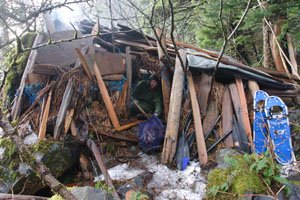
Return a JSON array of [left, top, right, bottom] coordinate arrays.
[[212, 0, 253, 78]]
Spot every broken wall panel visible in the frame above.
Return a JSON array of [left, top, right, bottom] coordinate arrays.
[[34, 31, 93, 67], [85, 52, 125, 76]]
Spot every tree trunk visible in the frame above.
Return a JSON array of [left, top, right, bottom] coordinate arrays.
[[263, 19, 273, 68]]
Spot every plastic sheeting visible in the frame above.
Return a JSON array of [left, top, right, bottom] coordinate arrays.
[[187, 53, 295, 90]]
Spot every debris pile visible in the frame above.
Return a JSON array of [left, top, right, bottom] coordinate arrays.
[[1, 22, 300, 199]]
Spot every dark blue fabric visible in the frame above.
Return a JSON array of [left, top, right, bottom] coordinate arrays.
[[138, 116, 166, 153]]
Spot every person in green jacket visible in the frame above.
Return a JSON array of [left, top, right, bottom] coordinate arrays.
[[130, 75, 163, 118]]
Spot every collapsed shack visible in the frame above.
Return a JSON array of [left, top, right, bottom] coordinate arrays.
[[1, 22, 300, 198]]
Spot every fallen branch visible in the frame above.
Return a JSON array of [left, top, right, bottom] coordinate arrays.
[[0, 193, 48, 200], [87, 139, 121, 200]]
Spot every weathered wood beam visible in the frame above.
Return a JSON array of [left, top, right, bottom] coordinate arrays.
[[187, 71, 207, 165], [161, 49, 186, 165]]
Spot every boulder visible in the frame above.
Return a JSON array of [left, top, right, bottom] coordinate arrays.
[[0, 137, 76, 194]]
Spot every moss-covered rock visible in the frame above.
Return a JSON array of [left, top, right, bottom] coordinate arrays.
[[206, 153, 269, 200], [2, 32, 36, 109], [231, 171, 265, 194], [0, 137, 75, 194]]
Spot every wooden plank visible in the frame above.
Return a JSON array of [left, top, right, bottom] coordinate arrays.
[[115, 120, 141, 132], [87, 139, 121, 200], [197, 73, 213, 117], [221, 86, 234, 147], [94, 62, 121, 129], [54, 79, 74, 140], [125, 47, 132, 117], [38, 91, 52, 140], [161, 49, 186, 164], [229, 83, 251, 151], [235, 78, 253, 149], [75, 48, 93, 80], [187, 71, 207, 165], [156, 28, 171, 121]]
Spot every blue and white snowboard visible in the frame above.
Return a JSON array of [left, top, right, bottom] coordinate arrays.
[[253, 90, 269, 155], [264, 96, 296, 165]]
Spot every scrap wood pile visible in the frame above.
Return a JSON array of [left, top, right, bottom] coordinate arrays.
[[3, 22, 300, 197]]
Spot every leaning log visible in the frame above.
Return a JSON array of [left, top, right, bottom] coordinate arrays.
[[161, 49, 186, 164]]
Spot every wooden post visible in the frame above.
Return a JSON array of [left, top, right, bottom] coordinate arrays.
[[87, 139, 121, 200], [156, 28, 171, 121], [54, 79, 74, 140], [38, 91, 52, 140], [187, 71, 208, 165], [161, 50, 186, 164], [125, 47, 132, 117], [221, 86, 234, 147]]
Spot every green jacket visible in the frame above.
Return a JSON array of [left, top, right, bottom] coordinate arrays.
[[132, 80, 163, 116]]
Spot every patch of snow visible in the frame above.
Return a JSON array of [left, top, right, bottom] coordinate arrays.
[[100, 154, 206, 200], [18, 163, 32, 175], [95, 163, 144, 182], [0, 147, 5, 160], [142, 155, 206, 200], [281, 163, 300, 177], [23, 133, 38, 145]]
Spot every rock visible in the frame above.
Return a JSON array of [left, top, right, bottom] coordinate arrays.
[[117, 171, 153, 198], [287, 175, 300, 200], [215, 148, 241, 169], [71, 186, 107, 200], [0, 137, 76, 194]]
